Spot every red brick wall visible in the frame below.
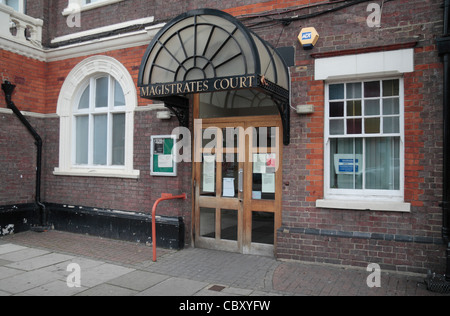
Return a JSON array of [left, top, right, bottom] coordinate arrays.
[[274, 0, 446, 274], [0, 51, 46, 112], [0, 51, 47, 206], [42, 45, 192, 214], [0, 0, 447, 273], [0, 113, 40, 205]]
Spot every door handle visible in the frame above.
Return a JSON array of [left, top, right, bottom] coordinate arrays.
[[238, 168, 243, 192]]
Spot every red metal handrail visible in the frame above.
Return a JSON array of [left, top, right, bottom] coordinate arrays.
[[152, 193, 187, 262]]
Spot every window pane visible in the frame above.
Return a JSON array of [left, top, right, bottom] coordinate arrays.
[[78, 85, 90, 110], [347, 100, 361, 116], [252, 154, 276, 200], [330, 120, 344, 135], [365, 137, 400, 190], [93, 114, 107, 165], [364, 81, 380, 98], [383, 117, 400, 133], [346, 82, 362, 99], [365, 100, 380, 116], [347, 119, 362, 134], [365, 118, 380, 134], [383, 98, 400, 115], [95, 77, 108, 108], [330, 102, 344, 117], [252, 212, 274, 245], [330, 138, 362, 189], [200, 207, 215, 238], [114, 80, 125, 107], [383, 79, 399, 97], [112, 114, 125, 165], [75, 116, 89, 165], [329, 84, 344, 100], [221, 209, 237, 241], [252, 127, 276, 148], [6, 0, 19, 11]]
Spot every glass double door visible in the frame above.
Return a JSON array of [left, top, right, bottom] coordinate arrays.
[[193, 116, 282, 256]]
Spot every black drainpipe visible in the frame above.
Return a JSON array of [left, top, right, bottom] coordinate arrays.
[[437, 0, 450, 281], [1, 81, 48, 231]]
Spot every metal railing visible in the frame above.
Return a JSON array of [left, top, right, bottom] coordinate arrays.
[[152, 193, 187, 262]]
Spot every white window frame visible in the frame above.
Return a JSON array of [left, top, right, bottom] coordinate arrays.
[[324, 77, 404, 196], [62, 0, 123, 16], [54, 55, 139, 179], [83, 0, 105, 4], [317, 77, 410, 212], [314, 49, 414, 212]]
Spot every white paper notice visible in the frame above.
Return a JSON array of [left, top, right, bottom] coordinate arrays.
[[223, 178, 235, 197], [262, 173, 275, 193], [203, 155, 215, 193], [158, 155, 173, 168], [253, 154, 266, 174]]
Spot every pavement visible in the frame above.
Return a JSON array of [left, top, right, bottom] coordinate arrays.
[[0, 230, 448, 297]]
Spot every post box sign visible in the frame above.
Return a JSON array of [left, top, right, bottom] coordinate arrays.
[[298, 27, 319, 49]]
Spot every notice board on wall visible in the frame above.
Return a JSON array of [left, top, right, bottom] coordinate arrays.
[[150, 135, 177, 176]]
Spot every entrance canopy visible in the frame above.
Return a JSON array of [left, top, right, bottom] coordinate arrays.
[[138, 9, 290, 144]]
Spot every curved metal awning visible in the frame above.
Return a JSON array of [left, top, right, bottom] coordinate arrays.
[[138, 9, 290, 145]]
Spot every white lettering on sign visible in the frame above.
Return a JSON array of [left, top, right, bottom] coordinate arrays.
[[302, 32, 312, 40], [140, 75, 256, 98]]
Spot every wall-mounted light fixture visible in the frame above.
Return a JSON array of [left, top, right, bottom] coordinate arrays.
[[157, 110, 172, 120], [296, 104, 314, 115]]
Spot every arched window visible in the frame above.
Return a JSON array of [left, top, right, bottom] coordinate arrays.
[[74, 75, 126, 166], [55, 56, 139, 178]]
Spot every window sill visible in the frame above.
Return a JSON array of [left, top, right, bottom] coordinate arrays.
[[316, 199, 410, 212], [53, 167, 140, 179]]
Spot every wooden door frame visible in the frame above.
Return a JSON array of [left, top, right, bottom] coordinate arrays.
[[191, 94, 283, 256]]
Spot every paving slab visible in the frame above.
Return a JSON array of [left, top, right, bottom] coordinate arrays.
[[0, 244, 27, 255], [0, 269, 60, 294], [21, 280, 87, 296], [0, 248, 50, 262], [76, 283, 138, 296], [77, 263, 135, 287], [0, 266, 23, 280], [5, 253, 74, 271], [107, 270, 169, 291], [136, 277, 209, 296], [42, 257, 106, 280]]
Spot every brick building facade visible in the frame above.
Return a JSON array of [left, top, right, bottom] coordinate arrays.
[[1, 0, 449, 276]]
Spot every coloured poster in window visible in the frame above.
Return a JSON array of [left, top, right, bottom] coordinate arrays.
[[253, 153, 276, 174], [150, 135, 177, 176]]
